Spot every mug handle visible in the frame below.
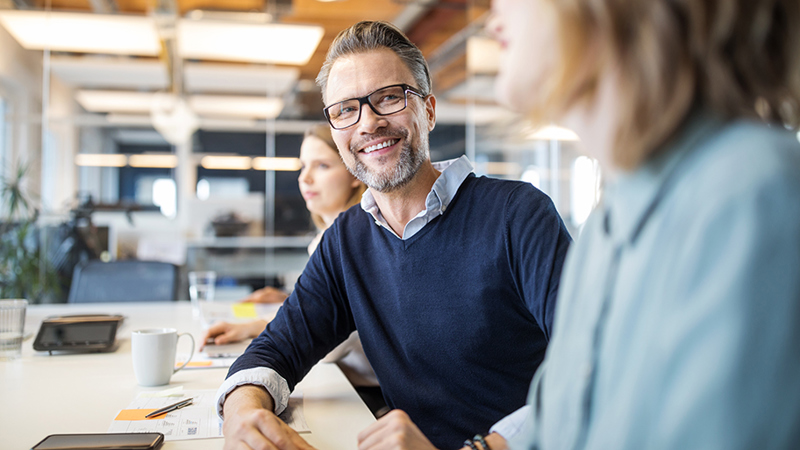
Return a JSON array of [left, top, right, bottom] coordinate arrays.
[[173, 332, 195, 374]]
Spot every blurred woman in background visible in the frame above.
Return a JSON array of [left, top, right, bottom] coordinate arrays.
[[202, 124, 386, 415]]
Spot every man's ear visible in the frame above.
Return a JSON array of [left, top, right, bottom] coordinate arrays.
[[425, 94, 436, 132]]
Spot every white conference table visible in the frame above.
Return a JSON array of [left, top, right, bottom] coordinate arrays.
[[1, 301, 376, 450]]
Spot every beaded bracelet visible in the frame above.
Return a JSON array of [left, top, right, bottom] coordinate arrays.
[[463, 439, 479, 450], [473, 434, 492, 450]]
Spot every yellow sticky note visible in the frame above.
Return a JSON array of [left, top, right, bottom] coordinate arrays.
[[232, 302, 258, 318], [115, 409, 160, 421], [184, 361, 213, 367]]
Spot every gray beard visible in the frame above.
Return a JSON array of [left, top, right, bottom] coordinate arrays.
[[347, 129, 429, 193]]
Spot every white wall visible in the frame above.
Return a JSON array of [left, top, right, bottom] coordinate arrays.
[[45, 73, 80, 213], [0, 22, 43, 205]]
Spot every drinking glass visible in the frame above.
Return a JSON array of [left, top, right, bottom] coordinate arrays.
[[0, 299, 27, 360], [188, 271, 216, 319]]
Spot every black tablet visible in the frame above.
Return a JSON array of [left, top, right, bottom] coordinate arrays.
[[31, 432, 164, 450], [33, 314, 125, 354]]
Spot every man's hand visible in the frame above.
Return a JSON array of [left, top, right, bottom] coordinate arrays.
[[222, 385, 315, 450], [200, 320, 268, 350], [241, 287, 290, 304], [357, 409, 438, 450]]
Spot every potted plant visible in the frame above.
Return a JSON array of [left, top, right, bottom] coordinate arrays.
[[0, 163, 60, 303]]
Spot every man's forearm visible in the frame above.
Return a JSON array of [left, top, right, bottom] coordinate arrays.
[[222, 384, 275, 418]]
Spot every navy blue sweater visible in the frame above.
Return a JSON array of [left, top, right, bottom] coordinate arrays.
[[229, 174, 571, 449]]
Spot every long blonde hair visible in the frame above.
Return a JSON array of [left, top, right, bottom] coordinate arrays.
[[303, 123, 367, 230], [531, 0, 800, 170]]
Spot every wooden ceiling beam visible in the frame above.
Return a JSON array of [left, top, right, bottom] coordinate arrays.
[[405, 0, 466, 52]]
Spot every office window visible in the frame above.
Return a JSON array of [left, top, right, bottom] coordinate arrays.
[[152, 178, 176, 218], [196, 177, 249, 200], [570, 156, 601, 228]]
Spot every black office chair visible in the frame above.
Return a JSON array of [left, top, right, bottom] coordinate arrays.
[[68, 260, 179, 303]]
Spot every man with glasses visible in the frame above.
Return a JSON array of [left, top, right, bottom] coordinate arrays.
[[215, 21, 572, 450]]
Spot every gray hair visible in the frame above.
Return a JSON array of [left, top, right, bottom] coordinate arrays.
[[316, 21, 432, 104]]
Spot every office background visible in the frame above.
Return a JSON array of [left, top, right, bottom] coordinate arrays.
[[0, 0, 599, 303]]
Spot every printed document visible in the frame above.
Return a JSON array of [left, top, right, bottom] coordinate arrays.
[[109, 388, 308, 441]]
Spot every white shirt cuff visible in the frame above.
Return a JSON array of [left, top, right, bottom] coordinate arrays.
[[489, 405, 532, 441], [214, 367, 291, 419]]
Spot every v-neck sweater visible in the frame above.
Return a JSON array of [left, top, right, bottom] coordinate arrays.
[[230, 173, 572, 448]]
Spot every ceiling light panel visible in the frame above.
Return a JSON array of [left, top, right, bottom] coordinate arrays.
[[128, 154, 178, 168], [467, 36, 501, 75], [252, 157, 302, 171], [189, 95, 284, 119], [184, 63, 300, 95], [200, 156, 252, 170], [75, 154, 127, 167], [527, 125, 580, 141], [178, 20, 324, 65], [76, 90, 155, 113], [50, 57, 168, 90], [76, 90, 285, 120], [0, 11, 160, 56]]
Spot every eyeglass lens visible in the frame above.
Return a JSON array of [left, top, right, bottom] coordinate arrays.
[[326, 85, 409, 129]]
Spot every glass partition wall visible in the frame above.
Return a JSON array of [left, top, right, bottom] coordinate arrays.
[[462, 0, 601, 239], [1, 0, 602, 303]]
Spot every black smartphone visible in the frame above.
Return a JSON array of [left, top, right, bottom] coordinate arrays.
[[31, 432, 164, 450]]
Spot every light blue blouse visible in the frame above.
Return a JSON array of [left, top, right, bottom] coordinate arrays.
[[511, 114, 800, 450]]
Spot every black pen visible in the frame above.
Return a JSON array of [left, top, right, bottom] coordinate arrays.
[[145, 397, 193, 418]]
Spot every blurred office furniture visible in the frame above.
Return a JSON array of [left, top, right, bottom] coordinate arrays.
[[68, 260, 178, 303], [46, 195, 108, 301]]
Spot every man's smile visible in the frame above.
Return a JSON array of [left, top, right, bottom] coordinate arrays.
[[362, 139, 399, 154]]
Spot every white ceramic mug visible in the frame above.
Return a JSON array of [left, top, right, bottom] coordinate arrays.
[[131, 328, 195, 386]]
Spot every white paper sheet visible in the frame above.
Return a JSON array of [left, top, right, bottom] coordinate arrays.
[[109, 388, 308, 441], [175, 352, 238, 370]]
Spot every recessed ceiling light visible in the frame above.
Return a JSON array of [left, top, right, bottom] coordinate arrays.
[[189, 95, 284, 119], [75, 90, 284, 120], [76, 90, 156, 113], [527, 125, 580, 141], [50, 56, 168, 90], [128, 154, 179, 168], [74, 154, 127, 167], [183, 63, 299, 95], [0, 10, 160, 56], [177, 19, 324, 65], [252, 157, 302, 171], [200, 156, 253, 170]]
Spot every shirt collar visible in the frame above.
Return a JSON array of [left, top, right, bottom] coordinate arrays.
[[602, 112, 724, 245], [360, 155, 474, 232], [428, 155, 474, 212]]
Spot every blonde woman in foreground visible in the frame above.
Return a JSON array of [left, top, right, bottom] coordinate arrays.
[[357, 0, 800, 449]]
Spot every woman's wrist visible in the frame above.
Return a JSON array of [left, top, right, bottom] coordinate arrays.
[[247, 319, 269, 337]]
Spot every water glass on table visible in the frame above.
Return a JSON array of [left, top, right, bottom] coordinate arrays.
[[188, 271, 216, 319], [0, 299, 27, 360]]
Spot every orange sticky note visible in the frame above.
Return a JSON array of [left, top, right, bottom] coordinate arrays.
[[115, 409, 160, 421]]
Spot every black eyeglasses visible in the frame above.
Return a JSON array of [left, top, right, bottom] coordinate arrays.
[[323, 84, 424, 130]]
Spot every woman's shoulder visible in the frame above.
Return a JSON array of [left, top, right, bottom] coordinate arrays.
[[682, 120, 800, 200]]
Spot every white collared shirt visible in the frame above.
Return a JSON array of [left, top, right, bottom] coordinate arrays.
[[360, 155, 474, 239]]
